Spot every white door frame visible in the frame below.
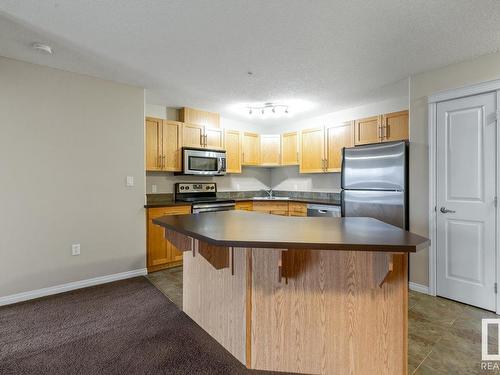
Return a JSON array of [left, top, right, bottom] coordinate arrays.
[[428, 78, 500, 314]]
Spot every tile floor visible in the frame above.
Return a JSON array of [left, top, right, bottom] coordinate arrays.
[[148, 267, 500, 375]]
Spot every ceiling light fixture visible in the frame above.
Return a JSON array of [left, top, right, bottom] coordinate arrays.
[[32, 42, 53, 55], [247, 102, 289, 117], [229, 99, 314, 120]]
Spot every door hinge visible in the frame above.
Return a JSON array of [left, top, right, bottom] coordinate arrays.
[[495, 283, 497, 294]]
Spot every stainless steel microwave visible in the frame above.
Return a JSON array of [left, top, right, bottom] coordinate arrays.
[[181, 147, 226, 176]]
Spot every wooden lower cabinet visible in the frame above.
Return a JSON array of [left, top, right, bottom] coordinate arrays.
[[147, 205, 191, 272], [252, 201, 289, 215], [235, 201, 253, 211], [288, 202, 307, 217]]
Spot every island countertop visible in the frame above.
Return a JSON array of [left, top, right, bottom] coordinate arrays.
[[153, 210, 429, 252]]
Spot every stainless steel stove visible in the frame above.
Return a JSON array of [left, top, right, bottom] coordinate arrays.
[[174, 182, 235, 213]]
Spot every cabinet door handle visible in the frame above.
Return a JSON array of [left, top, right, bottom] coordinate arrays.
[[205, 134, 208, 146], [296, 151, 299, 162], [162, 155, 166, 169], [157, 155, 160, 169], [242, 152, 245, 163]]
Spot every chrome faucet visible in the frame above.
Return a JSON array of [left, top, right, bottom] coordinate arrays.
[[263, 188, 274, 198]]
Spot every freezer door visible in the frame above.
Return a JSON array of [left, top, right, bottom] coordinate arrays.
[[341, 190, 407, 229], [342, 141, 406, 190]]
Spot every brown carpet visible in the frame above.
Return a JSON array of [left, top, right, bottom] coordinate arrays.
[[0, 277, 285, 375]]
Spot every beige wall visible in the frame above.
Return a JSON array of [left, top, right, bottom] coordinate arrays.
[[0, 57, 146, 297], [409, 51, 500, 286]]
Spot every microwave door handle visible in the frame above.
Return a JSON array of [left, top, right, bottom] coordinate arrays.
[[218, 157, 226, 173]]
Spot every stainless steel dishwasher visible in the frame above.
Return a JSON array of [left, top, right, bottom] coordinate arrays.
[[306, 204, 341, 217]]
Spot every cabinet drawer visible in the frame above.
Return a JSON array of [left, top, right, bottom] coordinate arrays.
[[148, 205, 191, 219], [235, 201, 253, 211], [288, 202, 307, 215], [252, 201, 288, 212]]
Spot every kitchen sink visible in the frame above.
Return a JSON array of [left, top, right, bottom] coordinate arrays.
[[252, 196, 290, 200]]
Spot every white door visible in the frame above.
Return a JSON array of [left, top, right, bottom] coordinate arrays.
[[436, 91, 497, 311]]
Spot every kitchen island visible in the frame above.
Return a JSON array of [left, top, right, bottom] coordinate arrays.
[[153, 211, 429, 375]]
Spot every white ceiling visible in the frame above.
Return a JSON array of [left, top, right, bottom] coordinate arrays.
[[1, 0, 500, 126]]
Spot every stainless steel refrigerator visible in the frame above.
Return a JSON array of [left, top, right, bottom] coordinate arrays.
[[341, 141, 408, 230]]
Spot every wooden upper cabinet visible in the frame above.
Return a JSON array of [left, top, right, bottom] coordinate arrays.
[[162, 121, 182, 171], [224, 129, 242, 173], [300, 127, 325, 173], [281, 131, 299, 165], [182, 123, 223, 149], [382, 110, 409, 142], [325, 121, 354, 172], [182, 123, 205, 148], [260, 135, 281, 166], [179, 107, 220, 128], [146, 117, 162, 171], [146, 117, 181, 172], [354, 115, 382, 145], [242, 132, 260, 165], [205, 127, 224, 149]]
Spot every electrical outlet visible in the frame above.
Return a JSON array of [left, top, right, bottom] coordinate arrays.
[[152, 184, 157, 193], [72, 244, 81, 256]]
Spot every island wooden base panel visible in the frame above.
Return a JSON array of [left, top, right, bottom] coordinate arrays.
[[183, 239, 408, 375]]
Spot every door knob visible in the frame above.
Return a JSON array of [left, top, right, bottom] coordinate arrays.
[[440, 207, 456, 214]]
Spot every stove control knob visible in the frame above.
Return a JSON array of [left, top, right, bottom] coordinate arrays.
[[211, 186, 215, 190], [185, 186, 190, 190], [180, 186, 184, 190]]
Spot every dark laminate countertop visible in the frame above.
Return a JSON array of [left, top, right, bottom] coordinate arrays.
[[144, 197, 340, 208], [236, 197, 341, 206], [153, 210, 430, 253]]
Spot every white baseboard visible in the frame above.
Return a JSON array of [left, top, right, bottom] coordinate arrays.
[[0, 268, 148, 307], [409, 282, 430, 295]]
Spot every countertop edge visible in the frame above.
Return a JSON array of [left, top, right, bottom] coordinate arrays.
[[152, 217, 427, 253]]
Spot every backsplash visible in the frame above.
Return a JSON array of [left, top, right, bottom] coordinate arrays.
[[145, 190, 341, 205], [146, 166, 341, 194], [146, 167, 271, 193], [271, 166, 341, 193]]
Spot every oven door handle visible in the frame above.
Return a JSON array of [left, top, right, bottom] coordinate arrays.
[[193, 206, 235, 213], [192, 202, 235, 210]]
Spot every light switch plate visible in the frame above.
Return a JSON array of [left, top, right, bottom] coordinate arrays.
[[152, 184, 157, 193], [126, 176, 134, 187], [72, 244, 80, 256]]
